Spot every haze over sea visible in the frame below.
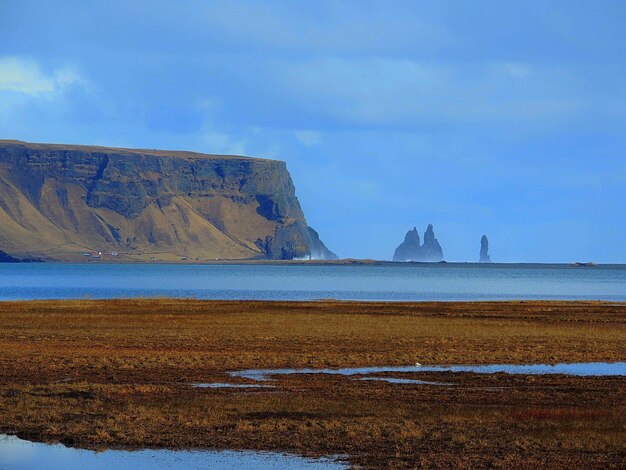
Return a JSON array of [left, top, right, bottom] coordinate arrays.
[[2, 263, 625, 302]]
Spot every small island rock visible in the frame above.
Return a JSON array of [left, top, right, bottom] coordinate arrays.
[[393, 225, 444, 262], [479, 235, 491, 263]]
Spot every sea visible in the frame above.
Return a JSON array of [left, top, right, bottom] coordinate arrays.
[[1, 262, 625, 301]]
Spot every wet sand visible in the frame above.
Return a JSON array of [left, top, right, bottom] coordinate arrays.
[[0, 300, 624, 468]]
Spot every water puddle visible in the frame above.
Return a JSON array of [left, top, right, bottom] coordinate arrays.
[[360, 377, 451, 385], [230, 362, 626, 382], [0, 434, 345, 469], [192, 383, 274, 389]]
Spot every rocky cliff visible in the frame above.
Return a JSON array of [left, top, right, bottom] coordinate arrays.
[[393, 224, 444, 262], [0, 140, 336, 261]]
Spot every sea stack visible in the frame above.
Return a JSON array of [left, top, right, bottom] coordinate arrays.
[[393, 224, 444, 262], [421, 224, 444, 261], [392, 227, 421, 262], [479, 235, 491, 263]]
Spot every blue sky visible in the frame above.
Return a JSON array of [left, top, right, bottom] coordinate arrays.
[[1, 1, 625, 262]]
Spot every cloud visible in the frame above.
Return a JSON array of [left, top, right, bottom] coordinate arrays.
[[294, 130, 321, 147], [199, 1, 448, 55], [0, 56, 86, 97], [277, 57, 591, 129], [0, 56, 95, 136], [199, 127, 248, 156], [496, 63, 532, 78]]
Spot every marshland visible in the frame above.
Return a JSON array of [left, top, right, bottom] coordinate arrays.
[[1, 299, 624, 468]]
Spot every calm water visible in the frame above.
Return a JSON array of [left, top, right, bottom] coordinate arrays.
[[0, 263, 625, 301], [231, 362, 626, 382], [0, 435, 345, 470], [193, 383, 274, 389]]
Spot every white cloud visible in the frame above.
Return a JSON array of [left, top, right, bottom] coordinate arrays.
[[200, 1, 447, 54], [280, 58, 586, 127], [0, 56, 86, 96], [200, 128, 248, 156], [294, 130, 321, 147], [496, 63, 532, 78]]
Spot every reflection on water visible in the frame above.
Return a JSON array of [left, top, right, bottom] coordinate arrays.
[[231, 362, 626, 382], [0, 435, 345, 470], [1, 263, 625, 301]]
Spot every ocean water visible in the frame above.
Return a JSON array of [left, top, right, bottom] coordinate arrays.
[[0, 262, 625, 301]]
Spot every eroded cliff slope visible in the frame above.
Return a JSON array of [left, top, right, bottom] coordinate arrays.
[[0, 140, 333, 261]]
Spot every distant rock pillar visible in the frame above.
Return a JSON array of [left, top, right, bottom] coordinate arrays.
[[422, 224, 444, 262], [479, 235, 491, 263]]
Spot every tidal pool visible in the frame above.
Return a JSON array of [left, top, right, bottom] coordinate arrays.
[[230, 362, 626, 382], [360, 377, 451, 385], [0, 434, 346, 469], [192, 383, 274, 389]]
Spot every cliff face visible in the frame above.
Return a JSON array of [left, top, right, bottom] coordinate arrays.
[[0, 140, 335, 261], [393, 224, 444, 262]]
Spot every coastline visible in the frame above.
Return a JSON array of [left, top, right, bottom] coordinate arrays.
[[4, 256, 625, 268]]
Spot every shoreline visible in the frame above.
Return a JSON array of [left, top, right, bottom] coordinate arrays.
[[3, 258, 626, 267], [1, 298, 625, 306]]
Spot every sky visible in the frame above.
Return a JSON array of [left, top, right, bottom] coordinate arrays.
[[1, 0, 625, 262]]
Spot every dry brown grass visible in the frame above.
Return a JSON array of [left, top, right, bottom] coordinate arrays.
[[0, 299, 624, 468]]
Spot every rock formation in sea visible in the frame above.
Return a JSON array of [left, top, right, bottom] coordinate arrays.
[[479, 235, 491, 263], [0, 140, 337, 261], [393, 224, 444, 262], [392, 227, 421, 262], [421, 224, 444, 262]]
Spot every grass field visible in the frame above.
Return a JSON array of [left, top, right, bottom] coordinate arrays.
[[0, 300, 624, 468]]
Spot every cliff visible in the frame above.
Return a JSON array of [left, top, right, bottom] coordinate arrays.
[[0, 140, 336, 261], [393, 224, 444, 262]]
